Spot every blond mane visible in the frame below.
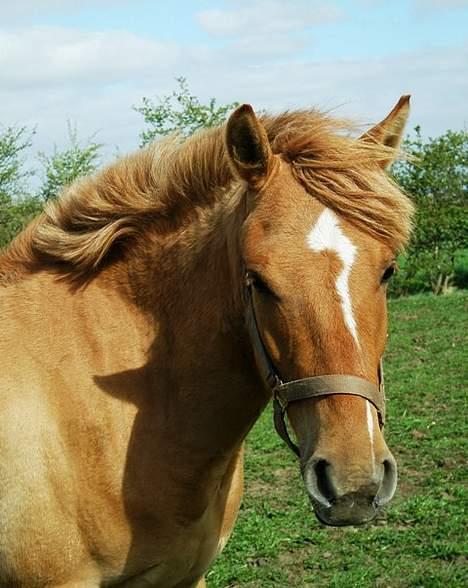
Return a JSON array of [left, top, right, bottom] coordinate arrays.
[[3, 110, 413, 277]]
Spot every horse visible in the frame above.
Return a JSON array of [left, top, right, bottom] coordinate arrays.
[[0, 96, 414, 587]]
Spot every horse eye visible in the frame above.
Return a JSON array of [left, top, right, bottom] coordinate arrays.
[[382, 263, 397, 283], [247, 271, 274, 296]]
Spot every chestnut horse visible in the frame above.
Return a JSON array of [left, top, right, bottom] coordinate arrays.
[[0, 97, 413, 586]]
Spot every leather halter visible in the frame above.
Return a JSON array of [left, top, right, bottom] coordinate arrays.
[[245, 278, 386, 457]]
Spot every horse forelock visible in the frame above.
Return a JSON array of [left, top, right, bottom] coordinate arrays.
[[262, 111, 414, 251], [1, 110, 413, 280]]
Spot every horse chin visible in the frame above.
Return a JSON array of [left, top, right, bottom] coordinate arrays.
[[310, 498, 379, 527]]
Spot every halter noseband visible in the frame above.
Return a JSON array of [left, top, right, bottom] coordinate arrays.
[[245, 277, 386, 457]]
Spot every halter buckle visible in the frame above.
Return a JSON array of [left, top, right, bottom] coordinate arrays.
[[274, 389, 288, 412]]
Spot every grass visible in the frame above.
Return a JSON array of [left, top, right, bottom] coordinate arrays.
[[208, 291, 468, 587]]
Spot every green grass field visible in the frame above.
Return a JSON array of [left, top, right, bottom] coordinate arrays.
[[209, 291, 467, 587]]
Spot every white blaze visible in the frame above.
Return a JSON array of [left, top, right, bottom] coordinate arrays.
[[306, 208, 359, 345]]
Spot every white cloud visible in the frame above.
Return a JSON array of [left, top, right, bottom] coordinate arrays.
[[0, 22, 465, 180], [195, 1, 344, 66], [201, 47, 467, 137], [197, 0, 343, 37], [1, 0, 130, 24], [0, 27, 179, 89]]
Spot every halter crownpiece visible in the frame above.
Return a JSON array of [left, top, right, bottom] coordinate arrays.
[[245, 277, 386, 457]]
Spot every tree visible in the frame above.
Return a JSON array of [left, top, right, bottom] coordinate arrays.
[[0, 125, 40, 249], [391, 127, 467, 295], [135, 77, 239, 146], [38, 123, 102, 201], [0, 125, 34, 203]]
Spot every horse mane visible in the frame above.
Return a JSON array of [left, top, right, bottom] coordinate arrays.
[[3, 110, 413, 277]]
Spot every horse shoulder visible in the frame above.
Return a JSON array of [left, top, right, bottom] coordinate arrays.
[[0, 272, 150, 584]]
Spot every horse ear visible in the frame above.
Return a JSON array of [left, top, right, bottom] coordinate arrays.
[[226, 104, 273, 187], [360, 95, 411, 169]]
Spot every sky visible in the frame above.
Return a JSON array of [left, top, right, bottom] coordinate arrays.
[[1, 0, 467, 167]]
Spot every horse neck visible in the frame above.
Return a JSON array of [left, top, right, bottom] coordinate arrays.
[[123, 188, 269, 462]]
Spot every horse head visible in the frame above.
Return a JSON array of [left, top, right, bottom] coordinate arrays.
[[226, 98, 411, 526]]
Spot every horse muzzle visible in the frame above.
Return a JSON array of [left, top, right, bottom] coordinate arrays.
[[303, 453, 398, 526]]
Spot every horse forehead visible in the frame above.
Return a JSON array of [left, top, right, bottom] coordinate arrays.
[[306, 208, 357, 264], [246, 206, 358, 264], [306, 207, 360, 345]]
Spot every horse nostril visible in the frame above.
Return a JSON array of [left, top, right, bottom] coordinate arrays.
[[304, 458, 336, 508], [375, 457, 398, 506], [315, 459, 336, 503]]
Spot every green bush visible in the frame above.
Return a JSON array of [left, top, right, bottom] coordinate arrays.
[[0, 125, 39, 249], [0, 195, 43, 249], [38, 123, 101, 201], [391, 127, 467, 295], [0, 125, 34, 202]]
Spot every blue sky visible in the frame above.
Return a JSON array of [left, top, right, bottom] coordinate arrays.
[[25, 1, 468, 57], [1, 0, 467, 163]]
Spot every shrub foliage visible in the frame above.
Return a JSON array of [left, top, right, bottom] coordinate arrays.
[[38, 123, 101, 202], [135, 77, 239, 146], [391, 127, 467, 295]]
